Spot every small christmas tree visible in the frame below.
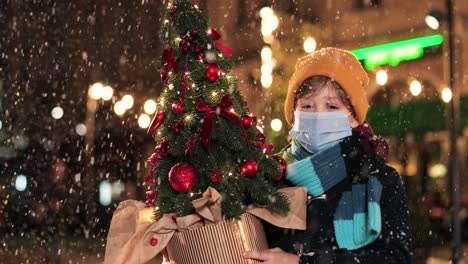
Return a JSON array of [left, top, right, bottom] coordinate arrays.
[[145, 0, 289, 220]]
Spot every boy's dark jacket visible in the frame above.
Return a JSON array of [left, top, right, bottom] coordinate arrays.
[[265, 135, 413, 263]]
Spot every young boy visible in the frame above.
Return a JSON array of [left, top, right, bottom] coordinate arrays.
[[243, 48, 412, 263]]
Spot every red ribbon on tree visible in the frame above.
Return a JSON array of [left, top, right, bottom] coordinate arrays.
[[144, 141, 172, 207], [208, 28, 234, 56], [161, 48, 179, 73], [186, 95, 249, 156], [250, 141, 274, 155]]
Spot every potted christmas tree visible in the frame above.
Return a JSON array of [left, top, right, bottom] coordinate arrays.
[[105, 1, 306, 263]]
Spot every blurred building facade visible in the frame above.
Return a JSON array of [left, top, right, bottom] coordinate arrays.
[[1, 0, 467, 261]]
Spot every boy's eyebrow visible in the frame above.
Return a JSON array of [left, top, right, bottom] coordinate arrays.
[[326, 96, 340, 101]]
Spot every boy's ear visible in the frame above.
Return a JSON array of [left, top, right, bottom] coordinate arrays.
[[349, 116, 360, 128]]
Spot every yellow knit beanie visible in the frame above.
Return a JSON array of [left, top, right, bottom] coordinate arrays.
[[284, 47, 369, 125]]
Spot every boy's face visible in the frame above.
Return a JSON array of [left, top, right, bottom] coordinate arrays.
[[294, 85, 359, 128]]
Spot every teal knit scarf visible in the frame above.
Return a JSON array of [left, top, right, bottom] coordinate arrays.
[[286, 140, 383, 250]]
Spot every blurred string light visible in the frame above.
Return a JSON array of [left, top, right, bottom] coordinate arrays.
[[376, 70, 388, 86], [88, 82, 114, 101], [261, 63, 273, 75], [88, 82, 104, 100], [409, 80, 422, 96], [271, 118, 282, 132], [51, 106, 64, 119], [144, 99, 157, 114], [0, 120, 2, 130], [15, 174, 27, 192], [75, 123, 87, 136], [122, 94, 134, 109], [99, 181, 112, 206], [303, 37, 317, 53], [442, 87, 453, 103], [260, 7, 278, 38], [114, 101, 126, 116], [101, 85, 114, 101], [261, 74, 273, 88], [261, 46, 272, 61], [259, 7, 278, 89], [138, 114, 151, 128]]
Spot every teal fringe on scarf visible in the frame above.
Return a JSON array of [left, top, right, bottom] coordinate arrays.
[[286, 141, 383, 250]]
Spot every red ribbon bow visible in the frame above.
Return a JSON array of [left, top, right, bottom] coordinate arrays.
[[208, 28, 234, 56], [186, 95, 249, 157]]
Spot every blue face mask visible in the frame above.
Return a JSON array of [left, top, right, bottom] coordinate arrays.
[[289, 111, 352, 153]]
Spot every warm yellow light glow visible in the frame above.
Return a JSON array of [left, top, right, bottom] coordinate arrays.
[[259, 7, 273, 19], [144, 99, 157, 114], [261, 24, 273, 37], [271, 118, 282, 132], [409, 80, 422, 96], [269, 15, 279, 31], [261, 46, 272, 62], [263, 35, 275, 44], [442, 87, 453, 103], [261, 63, 273, 75], [88, 82, 104, 100], [101, 85, 114, 101], [429, 163, 447, 178], [303, 37, 317, 53], [261, 74, 273, 88], [122, 94, 134, 109], [261, 14, 279, 37], [138, 208, 155, 224], [114, 101, 126, 116], [138, 114, 151, 128], [376, 70, 388, 86]]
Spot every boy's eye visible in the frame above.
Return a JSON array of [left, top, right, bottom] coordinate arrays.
[[328, 104, 338, 109], [301, 105, 312, 109]]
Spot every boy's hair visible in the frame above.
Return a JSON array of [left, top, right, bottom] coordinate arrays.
[[294, 76, 357, 119]]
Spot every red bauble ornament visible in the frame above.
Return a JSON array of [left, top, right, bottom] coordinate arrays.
[[272, 155, 287, 182], [169, 124, 180, 134], [209, 169, 223, 184], [171, 5, 177, 13], [196, 53, 203, 61], [169, 162, 197, 192], [190, 29, 198, 37], [241, 160, 258, 177], [241, 115, 253, 128], [184, 35, 193, 43], [205, 63, 221, 82], [170, 15, 175, 21], [194, 44, 204, 53], [147, 111, 166, 134], [178, 120, 185, 129], [182, 47, 189, 53], [172, 101, 184, 115]]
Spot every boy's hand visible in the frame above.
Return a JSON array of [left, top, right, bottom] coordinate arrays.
[[242, 248, 299, 264]]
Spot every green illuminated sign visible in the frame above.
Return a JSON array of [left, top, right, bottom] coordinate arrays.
[[351, 34, 444, 70]]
